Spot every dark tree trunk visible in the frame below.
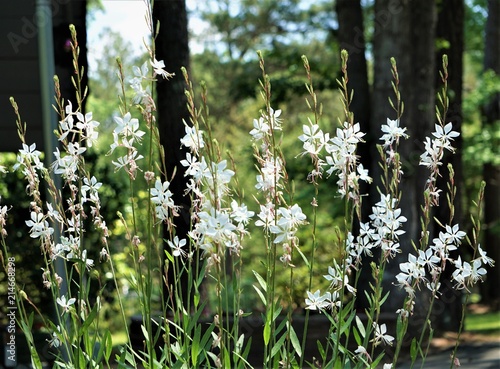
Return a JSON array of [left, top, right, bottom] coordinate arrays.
[[335, 0, 371, 218], [433, 0, 465, 332], [335, 0, 374, 313], [335, 0, 371, 134], [153, 0, 192, 310], [369, 0, 438, 338], [482, 0, 500, 307]]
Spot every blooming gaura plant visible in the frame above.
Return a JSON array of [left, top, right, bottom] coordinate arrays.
[[0, 5, 493, 369]]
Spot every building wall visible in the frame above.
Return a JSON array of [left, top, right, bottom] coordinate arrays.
[[0, 0, 87, 152]]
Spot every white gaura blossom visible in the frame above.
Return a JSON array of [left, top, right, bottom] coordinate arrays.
[[56, 295, 76, 314], [110, 112, 146, 153], [371, 322, 394, 346], [269, 204, 307, 243], [81, 176, 102, 204], [420, 122, 460, 203], [250, 108, 282, 143], [14, 143, 44, 172], [380, 118, 408, 149], [25, 211, 53, 239], [298, 120, 329, 156], [150, 58, 173, 79], [167, 236, 187, 257], [75, 111, 99, 147], [254, 203, 275, 231], [150, 179, 178, 223], [230, 200, 254, 226], [180, 122, 205, 154], [304, 290, 331, 311], [255, 156, 284, 195], [323, 122, 370, 198]]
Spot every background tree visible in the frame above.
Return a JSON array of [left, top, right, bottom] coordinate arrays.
[[481, 0, 500, 306], [433, 0, 465, 332], [367, 0, 439, 333], [153, 0, 192, 309]]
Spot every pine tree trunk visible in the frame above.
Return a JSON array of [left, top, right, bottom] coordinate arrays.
[[153, 0, 192, 310], [369, 0, 437, 338], [432, 0, 465, 333], [482, 0, 500, 307]]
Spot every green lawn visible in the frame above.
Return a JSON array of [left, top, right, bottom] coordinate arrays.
[[465, 310, 500, 335]]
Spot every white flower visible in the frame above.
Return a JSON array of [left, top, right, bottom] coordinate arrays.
[[230, 200, 254, 225], [269, 204, 307, 243], [167, 236, 187, 257], [112, 112, 145, 148], [150, 58, 173, 79], [452, 256, 472, 289], [180, 123, 204, 154], [380, 118, 408, 148], [81, 176, 102, 203], [298, 122, 328, 155], [357, 164, 372, 183], [25, 211, 53, 239], [76, 111, 99, 147], [56, 295, 76, 313], [470, 258, 487, 283], [477, 244, 494, 267], [417, 248, 440, 270], [432, 122, 460, 142], [81, 249, 94, 270], [305, 290, 331, 311], [99, 247, 109, 261], [150, 179, 176, 222], [255, 203, 275, 230], [372, 323, 394, 346]]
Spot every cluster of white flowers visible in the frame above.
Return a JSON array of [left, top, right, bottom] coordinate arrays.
[[150, 178, 179, 224], [299, 120, 372, 199], [180, 121, 254, 268], [12, 99, 113, 295], [394, 223, 494, 318], [380, 118, 408, 158], [251, 108, 307, 266], [109, 112, 145, 180], [58, 101, 100, 148], [419, 122, 460, 204], [0, 196, 8, 237], [304, 192, 408, 314]]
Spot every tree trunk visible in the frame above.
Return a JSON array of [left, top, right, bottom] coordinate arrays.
[[335, 0, 375, 313], [153, 0, 192, 310], [433, 0, 465, 332], [369, 0, 437, 336], [482, 0, 500, 307], [335, 0, 371, 218]]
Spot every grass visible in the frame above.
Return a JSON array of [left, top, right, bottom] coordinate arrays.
[[465, 308, 500, 336]]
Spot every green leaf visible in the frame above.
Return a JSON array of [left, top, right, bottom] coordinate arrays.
[[253, 284, 267, 305], [352, 327, 361, 346], [296, 247, 311, 269], [372, 351, 386, 368], [270, 331, 287, 358], [288, 323, 302, 358], [253, 270, 267, 292], [380, 291, 390, 306], [104, 329, 113, 361], [263, 319, 271, 346], [191, 325, 201, 367], [141, 324, 149, 342], [235, 333, 245, 355], [81, 302, 99, 331], [355, 315, 366, 339], [410, 337, 418, 362], [164, 249, 174, 263]]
